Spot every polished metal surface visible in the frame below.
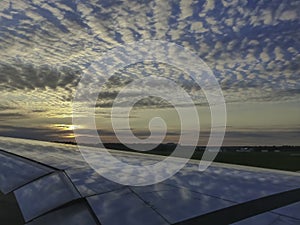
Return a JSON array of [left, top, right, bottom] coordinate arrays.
[[0, 151, 52, 194], [26, 202, 98, 225], [14, 171, 80, 222], [87, 188, 169, 225]]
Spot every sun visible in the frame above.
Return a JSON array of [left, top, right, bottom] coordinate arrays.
[[68, 125, 77, 131], [52, 124, 80, 131]]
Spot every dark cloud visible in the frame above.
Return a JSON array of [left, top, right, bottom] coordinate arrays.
[[0, 112, 26, 119], [0, 62, 81, 91], [0, 108, 28, 121], [31, 109, 47, 113], [0, 125, 71, 142], [0, 105, 16, 111]]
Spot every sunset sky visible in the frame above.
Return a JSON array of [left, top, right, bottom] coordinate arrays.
[[0, 0, 299, 145]]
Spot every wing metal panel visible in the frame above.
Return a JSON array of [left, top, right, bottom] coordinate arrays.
[[25, 202, 98, 225], [0, 150, 53, 194], [131, 183, 234, 224], [0, 136, 88, 170], [87, 188, 170, 225], [66, 166, 123, 196], [164, 162, 300, 203], [14, 171, 81, 222], [273, 201, 300, 220], [232, 215, 299, 225], [173, 187, 300, 225]]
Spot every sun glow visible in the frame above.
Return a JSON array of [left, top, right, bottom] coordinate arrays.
[[53, 124, 80, 131]]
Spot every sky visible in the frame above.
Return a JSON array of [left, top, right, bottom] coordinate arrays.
[[0, 0, 299, 146]]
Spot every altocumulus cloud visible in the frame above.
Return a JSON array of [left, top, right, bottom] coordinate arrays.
[[0, 0, 299, 111]]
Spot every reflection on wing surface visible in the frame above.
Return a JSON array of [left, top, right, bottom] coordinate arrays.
[[0, 136, 299, 225]]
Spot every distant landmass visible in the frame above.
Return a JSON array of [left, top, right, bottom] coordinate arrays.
[[55, 141, 300, 172]]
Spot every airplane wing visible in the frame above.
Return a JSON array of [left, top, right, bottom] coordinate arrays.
[[0, 136, 299, 225]]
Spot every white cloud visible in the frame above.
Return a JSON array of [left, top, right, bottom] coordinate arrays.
[[202, 0, 215, 13], [224, 18, 234, 26], [191, 21, 208, 32], [260, 48, 270, 62], [274, 47, 284, 61], [179, 0, 193, 19], [279, 10, 298, 21], [153, 0, 171, 39]]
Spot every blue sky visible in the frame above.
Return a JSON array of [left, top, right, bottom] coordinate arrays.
[[0, 0, 299, 145]]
